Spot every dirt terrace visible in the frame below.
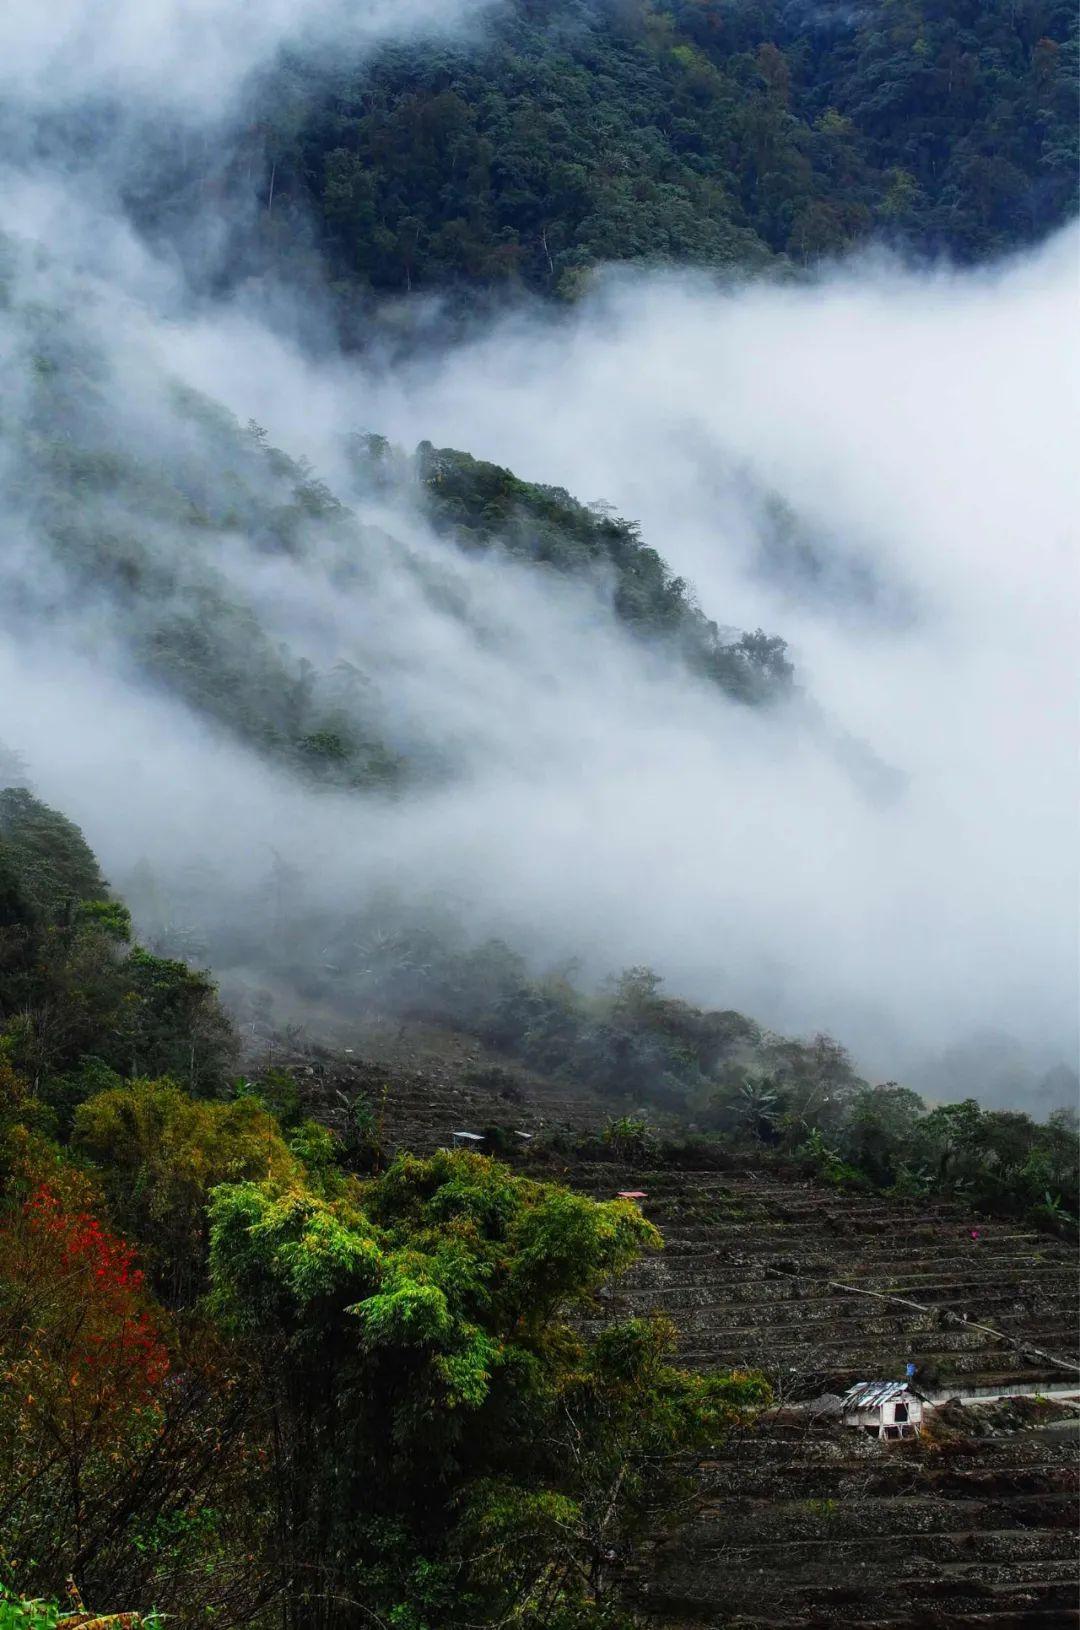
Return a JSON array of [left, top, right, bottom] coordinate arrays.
[[571, 1166, 1079, 1630], [630, 1404, 1079, 1630], [568, 1163, 1078, 1398], [263, 1017, 623, 1152]]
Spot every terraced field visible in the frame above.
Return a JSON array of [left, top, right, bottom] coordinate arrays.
[[265, 1017, 620, 1153], [632, 1407, 1079, 1629], [277, 1035, 1080, 1629], [569, 1165, 1080, 1630], [571, 1164, 1079, 1400]]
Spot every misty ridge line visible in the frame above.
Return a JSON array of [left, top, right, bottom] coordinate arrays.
[[0, 226, 795, 789], [2, 193, 1080, 1082]]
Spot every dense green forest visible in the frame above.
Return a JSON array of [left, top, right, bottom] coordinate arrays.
[[196, 0, 1078, 313]]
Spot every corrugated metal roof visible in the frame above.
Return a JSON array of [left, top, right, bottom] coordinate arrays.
[[841, 1380, 913, 1411]]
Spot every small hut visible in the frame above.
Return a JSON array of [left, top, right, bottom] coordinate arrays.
[[840, 1381, 925, 1440]]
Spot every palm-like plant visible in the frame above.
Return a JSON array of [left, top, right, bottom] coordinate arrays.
[[735, 1080, 779, 1141]]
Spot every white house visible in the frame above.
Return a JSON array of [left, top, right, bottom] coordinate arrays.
[[840, 1381, 925, 1440]]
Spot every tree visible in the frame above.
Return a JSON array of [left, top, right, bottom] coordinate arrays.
[[732, 1079, 781, 1143], [208, 1149, 768, 1628], [840, 1084, 924, 1185], [73, 1079, 306, 1303], [0, 1181, 169, 1586], [914, 1098, 985, 1184], [0, 791, 106, 919], [113, 950, 235, 1092]]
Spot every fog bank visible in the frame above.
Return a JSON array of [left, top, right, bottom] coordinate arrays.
[[0, 0, 494, 114], [0, 1, 1075, 1104], [151, 230, 1079, 1084]]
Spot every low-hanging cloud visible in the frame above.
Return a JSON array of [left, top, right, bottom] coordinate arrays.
[[310, 235, 1079, 1083], [0, 1, 1075, 1107], [0, 0, 495, 116]]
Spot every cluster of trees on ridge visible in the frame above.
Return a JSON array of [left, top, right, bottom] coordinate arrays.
[[359, 434, 795, 702], [0, 785, 767, 1628], [175, 0, 1078, 315]]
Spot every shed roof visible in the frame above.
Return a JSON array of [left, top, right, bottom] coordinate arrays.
[[841, 1381, 917, 1411]]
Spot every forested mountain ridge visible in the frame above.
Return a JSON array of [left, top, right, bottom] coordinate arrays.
[[165, 0, 1078, 314], [358, 434, 794, 702]]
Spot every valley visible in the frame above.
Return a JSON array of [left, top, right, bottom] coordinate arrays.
[[0, 0, 1076, 1623]]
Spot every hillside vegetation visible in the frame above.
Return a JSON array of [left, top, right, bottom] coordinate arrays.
[[360, 434, 794, 701], [192, 0, 1079, 313], [3, 0, 1076, 1617]]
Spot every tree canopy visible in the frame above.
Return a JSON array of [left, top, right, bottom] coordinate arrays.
[[177, 0, 1078, 316]]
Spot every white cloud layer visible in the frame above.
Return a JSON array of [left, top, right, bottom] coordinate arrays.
[[121, 228, 1080, 1080], [0, 9, 1075, 1098], [0, 0, 492, 114]]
